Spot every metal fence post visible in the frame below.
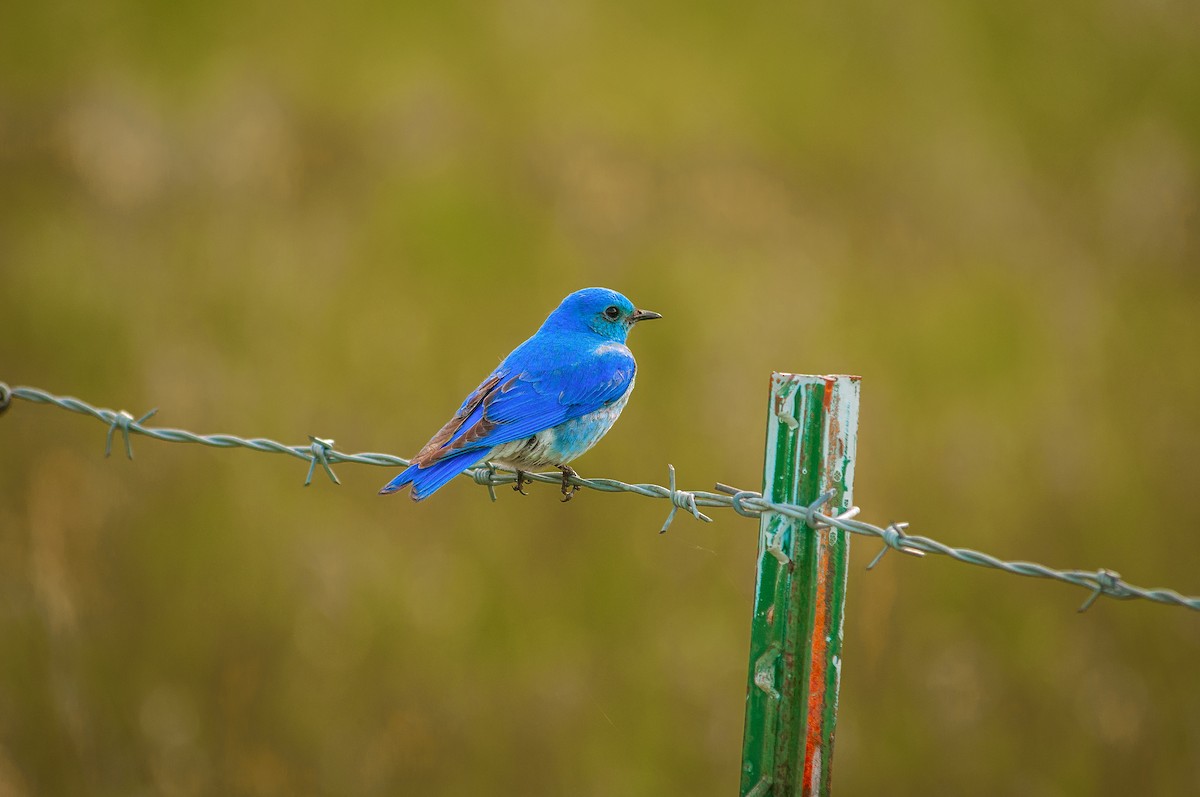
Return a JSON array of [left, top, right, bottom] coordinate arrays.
[[740, 373, 861, 797]]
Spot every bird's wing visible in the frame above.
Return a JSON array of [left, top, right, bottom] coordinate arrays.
[[408, 373, 503, 466], [412, 346, 635, 466]]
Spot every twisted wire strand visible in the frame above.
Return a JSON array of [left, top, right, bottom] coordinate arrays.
[[4, 382, 1198, 612]]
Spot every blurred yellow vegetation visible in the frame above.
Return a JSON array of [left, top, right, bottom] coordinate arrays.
[[2, 1, 1199, 795]]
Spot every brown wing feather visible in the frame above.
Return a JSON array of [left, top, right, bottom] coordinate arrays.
[[411, 375, 502, 467]]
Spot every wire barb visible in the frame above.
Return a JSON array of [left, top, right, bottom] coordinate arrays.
[[660, 464, 713, 534], [867, 522, 925, 570], [1078, 569, 1125, 613], [305, 436, 341, 486], [104, 407, 158, 459], [4, 381, 1199, 613], [472, 462, 501, 502]]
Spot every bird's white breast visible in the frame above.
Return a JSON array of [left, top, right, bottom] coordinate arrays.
[[593, 341, 631, 357], [489, 374, 635, 470]]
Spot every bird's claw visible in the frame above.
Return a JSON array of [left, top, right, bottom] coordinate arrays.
[[513, 470, 531, 495], [559, 466, 581, 503]]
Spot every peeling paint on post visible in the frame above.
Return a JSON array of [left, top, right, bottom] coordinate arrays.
[[740, 373, 860, 797]]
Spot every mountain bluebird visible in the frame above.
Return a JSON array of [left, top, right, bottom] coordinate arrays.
[[380, 287, 661, 501]]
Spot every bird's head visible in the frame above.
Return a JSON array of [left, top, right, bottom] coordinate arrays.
[[542, 287, 662, 343]]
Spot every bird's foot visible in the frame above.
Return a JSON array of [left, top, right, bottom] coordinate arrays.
[[559, 465, 581, 502], [513, 470, 531, 495]]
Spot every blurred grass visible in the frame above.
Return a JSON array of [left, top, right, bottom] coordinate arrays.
[[2, 1, 1199, 795]]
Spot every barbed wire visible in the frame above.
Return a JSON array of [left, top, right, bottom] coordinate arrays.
[[2, 381, 1197, 613]]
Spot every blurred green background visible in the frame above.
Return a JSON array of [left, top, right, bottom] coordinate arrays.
[[2, 1, 1199, 795]]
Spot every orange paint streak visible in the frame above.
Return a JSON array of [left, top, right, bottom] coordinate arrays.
[[802, 375, 839, 793], [802, 535, 830, 793]]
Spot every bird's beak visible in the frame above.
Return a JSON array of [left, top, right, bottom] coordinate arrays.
[[631, 309, 663, 323]]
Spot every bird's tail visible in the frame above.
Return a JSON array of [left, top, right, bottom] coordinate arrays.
[[379, 449, 490, 501]]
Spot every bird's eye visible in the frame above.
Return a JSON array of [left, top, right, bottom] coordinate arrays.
[[603, 306, 621, 320]]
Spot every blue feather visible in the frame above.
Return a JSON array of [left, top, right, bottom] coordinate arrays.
[[379, 449, 490, 500]]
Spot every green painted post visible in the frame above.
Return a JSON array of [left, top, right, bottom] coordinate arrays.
[[740, 373, 861, 797]]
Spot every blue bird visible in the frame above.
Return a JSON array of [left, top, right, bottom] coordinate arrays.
[[380, 287, 662, 501]]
